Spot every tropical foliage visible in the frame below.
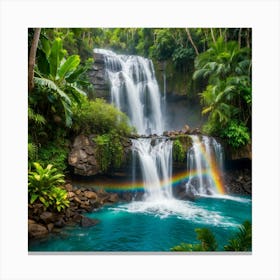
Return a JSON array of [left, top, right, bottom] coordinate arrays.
[[28, 28, 252, 215], [172, 139, 185, 162], [171, 228, 218, 252], [171, 221, 252, 252], [28, 162, 69, 212], [193, 36, 251, 147], [71, 97, 133, 136], [33, 37, 88, 127], [224, 220, 252, 251], [94, 132, 124, 172]]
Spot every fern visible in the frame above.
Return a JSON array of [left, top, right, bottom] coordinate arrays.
[[28, 107, 46, 126], [28, 143, 38, 161]]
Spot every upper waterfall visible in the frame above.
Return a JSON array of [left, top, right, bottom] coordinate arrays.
[[94, 49, 165, 135]]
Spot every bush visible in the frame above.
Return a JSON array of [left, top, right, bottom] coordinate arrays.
[[28, 162, 69, 212], [37, 140, 70, 173], [221, 120, 250, 148], [172, 139, 185, 162], [72, 97, 133, 136]]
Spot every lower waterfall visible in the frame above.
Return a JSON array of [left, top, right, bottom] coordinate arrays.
[[131, 138, 173, 201], [186, 135, 225, 196]]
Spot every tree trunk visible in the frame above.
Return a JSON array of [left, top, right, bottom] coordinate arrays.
[[238, 28, 242, 48], [28, 28, 41, 93], [210, 28, 216, 44], [246, 28, 251, 48], [186, 28, 199, 56]]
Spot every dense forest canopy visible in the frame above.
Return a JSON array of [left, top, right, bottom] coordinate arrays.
[[28, 27, 252, 174]]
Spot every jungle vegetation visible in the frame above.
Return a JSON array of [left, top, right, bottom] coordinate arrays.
[[28, 28, 251, 211]]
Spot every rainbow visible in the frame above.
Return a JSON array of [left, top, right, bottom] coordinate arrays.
[[192, 139, 226, 195], [89, 138, 226, 195], [90, 168, 226, 195]]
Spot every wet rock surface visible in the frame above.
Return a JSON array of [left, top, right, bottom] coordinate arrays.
[[224, 169, 252, 195]]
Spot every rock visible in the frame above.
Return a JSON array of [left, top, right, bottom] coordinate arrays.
[[28, 221, 48, 239], [68, 191, 76, 198], [84, 191, 97, 200], [107, 193, 119, 203], [80, 216, 99, 227], [80, 203, 91, 211], [68, 135, 101, 176], [39, 212, 55, 224], [72, 214, 83, 223], [90, 200, 102, 209], [192, 128, 201, 134], [120, 192, 133, 202], [182, 124, 190, 134], [93, 53, 105, 64], [64, 183, 73, 192], [73, 196, 82, 204], [75, 189, 81, 195], [54, 218, 65, 228], [47, 223, 54, 232]]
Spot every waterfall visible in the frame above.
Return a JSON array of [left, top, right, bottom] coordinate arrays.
[[94, 49, 164, 135], [131, 138, 173, 201], [186, 135, 224, 196], [92, 50, 226, 202]]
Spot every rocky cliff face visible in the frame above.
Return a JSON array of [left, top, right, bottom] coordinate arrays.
[[88, 52, 110, 99], [68, 133, 194, 177], [68, 135, 101, 176]]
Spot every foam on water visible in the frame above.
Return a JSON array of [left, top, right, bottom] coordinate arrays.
[[198, 193, 252, 203], [109, 199, 239, 227]]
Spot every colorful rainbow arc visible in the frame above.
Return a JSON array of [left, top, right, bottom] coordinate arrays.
[[193, 139, 226, 195], [91, 168, 226, 195], [90, 138, 226, 195]]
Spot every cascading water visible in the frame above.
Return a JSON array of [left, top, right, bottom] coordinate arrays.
[[131, 138, 173, 201], [94, 49, 164, 135], [93, 49, 226, 202], [186, 135, 224, 196], [94, 49, 171, 200]]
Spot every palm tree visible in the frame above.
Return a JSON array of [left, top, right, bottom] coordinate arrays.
[[193, 37, 251, 136], [224, 221, 252, 251], [171, 228, 218, 252]]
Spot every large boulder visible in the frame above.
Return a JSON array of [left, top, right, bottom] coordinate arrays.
[[68, 135, 101, 176], [39, 212, 56, 224], [28, 220, 48, 239], [80, 216, 99, 227], [84, 191, 98, 200]]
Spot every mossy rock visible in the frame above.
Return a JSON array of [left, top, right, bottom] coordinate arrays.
[[170, 134, 192, 162]]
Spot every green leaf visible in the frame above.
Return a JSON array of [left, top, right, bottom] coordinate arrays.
[[37, 49, 50, 75], [41, 38, 51, 57], [202, 106, 213, 115], [58, 55, 80, 81], [70, 85, 87, 96], [66, 67, 86, 83], [30, 194, 39, 204], [34, 77, 71, 105], [49, 38, 63, 79]]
